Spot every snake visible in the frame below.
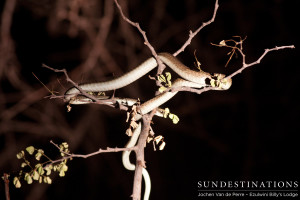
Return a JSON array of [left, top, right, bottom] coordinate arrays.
[[65, 53, 232, 200]]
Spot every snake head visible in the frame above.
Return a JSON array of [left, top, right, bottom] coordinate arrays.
[[210, 73, 232, 90]]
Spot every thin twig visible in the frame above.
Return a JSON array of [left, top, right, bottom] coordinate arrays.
[[49, 140, 136, 165], [113, 0, 166, 78], [173, 0, 219, 56], [44, 2, 295, 200], [166, 45, 295, 95], [42, 64, 116, 106], [226, 45, 295, 79], [42, 63, 135, 112]]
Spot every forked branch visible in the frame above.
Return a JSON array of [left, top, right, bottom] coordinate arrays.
[[44, 1, 295, 200]]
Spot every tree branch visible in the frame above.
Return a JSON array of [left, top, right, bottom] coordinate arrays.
[[113, 0, 166, 79], [3, 173, 10, 200], [132, 110, 156, 200], [49, 140, 136, 164], [173, 0, 219, 56], [41, 2, 295, 200], [226, 45, 295, 79]]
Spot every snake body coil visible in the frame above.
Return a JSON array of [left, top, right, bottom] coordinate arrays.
[[65, 53, 231, 99], [65, 53, 232, 200]]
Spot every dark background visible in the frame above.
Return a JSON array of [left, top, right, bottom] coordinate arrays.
[[0, 0, 298, 199]]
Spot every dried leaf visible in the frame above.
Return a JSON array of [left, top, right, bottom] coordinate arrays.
[[159, 142, 166, 150], [219, 40, 226, 46]]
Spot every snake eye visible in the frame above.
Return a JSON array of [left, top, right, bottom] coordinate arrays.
[[205, 77, 211, 85]]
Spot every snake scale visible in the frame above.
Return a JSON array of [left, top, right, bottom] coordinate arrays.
[[65, 53, 232, 200]]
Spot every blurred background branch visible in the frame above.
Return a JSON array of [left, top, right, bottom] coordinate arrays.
[[0, 0, 298, 199]]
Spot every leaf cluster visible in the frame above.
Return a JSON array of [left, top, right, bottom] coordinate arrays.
[[13, 143, 70, 188]]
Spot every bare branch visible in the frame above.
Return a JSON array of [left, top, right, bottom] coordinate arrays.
[[226, 45, 295, 79], [164, 44, 296, 96], [42, 64, 116, 106], [3, 173, 10, 200], [132, 111, 156, 200], [49, 140, 136, 165], [42, 63, 139, 113], [114, 0, 166, 78], [173, 0, 219, 56], [3, 1, 295, 200]]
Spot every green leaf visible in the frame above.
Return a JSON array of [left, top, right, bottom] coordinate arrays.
[[35, 153, 42, 161], [39, 176, 43, 183], [45, 165, 53, 176], [169, 113, 179, 124], [35, 152, 42, 161], [16, 151, 25, 159], [13, 177, 21, 188], [26, 146, 35, 155], [44, 176, 52, 184], [59, 170, 65, 177], [165, 72, 171, 81], [32, 170, 39, 181], [157, 74, 166, 83], [24, 173, 33, 184], [163, 108, 170, 118], [165, 72, 172, 86], [53, 165, 57, 172], [35, 163, 42, 168], [37, 149, 44, 154], [61, 163, 68, 172], [61, 142, 69, 149], [58, 162, 68, 177], [21, 162, 28, 168], [158, 86, 166, 93], [37, 166, 44, 175]]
